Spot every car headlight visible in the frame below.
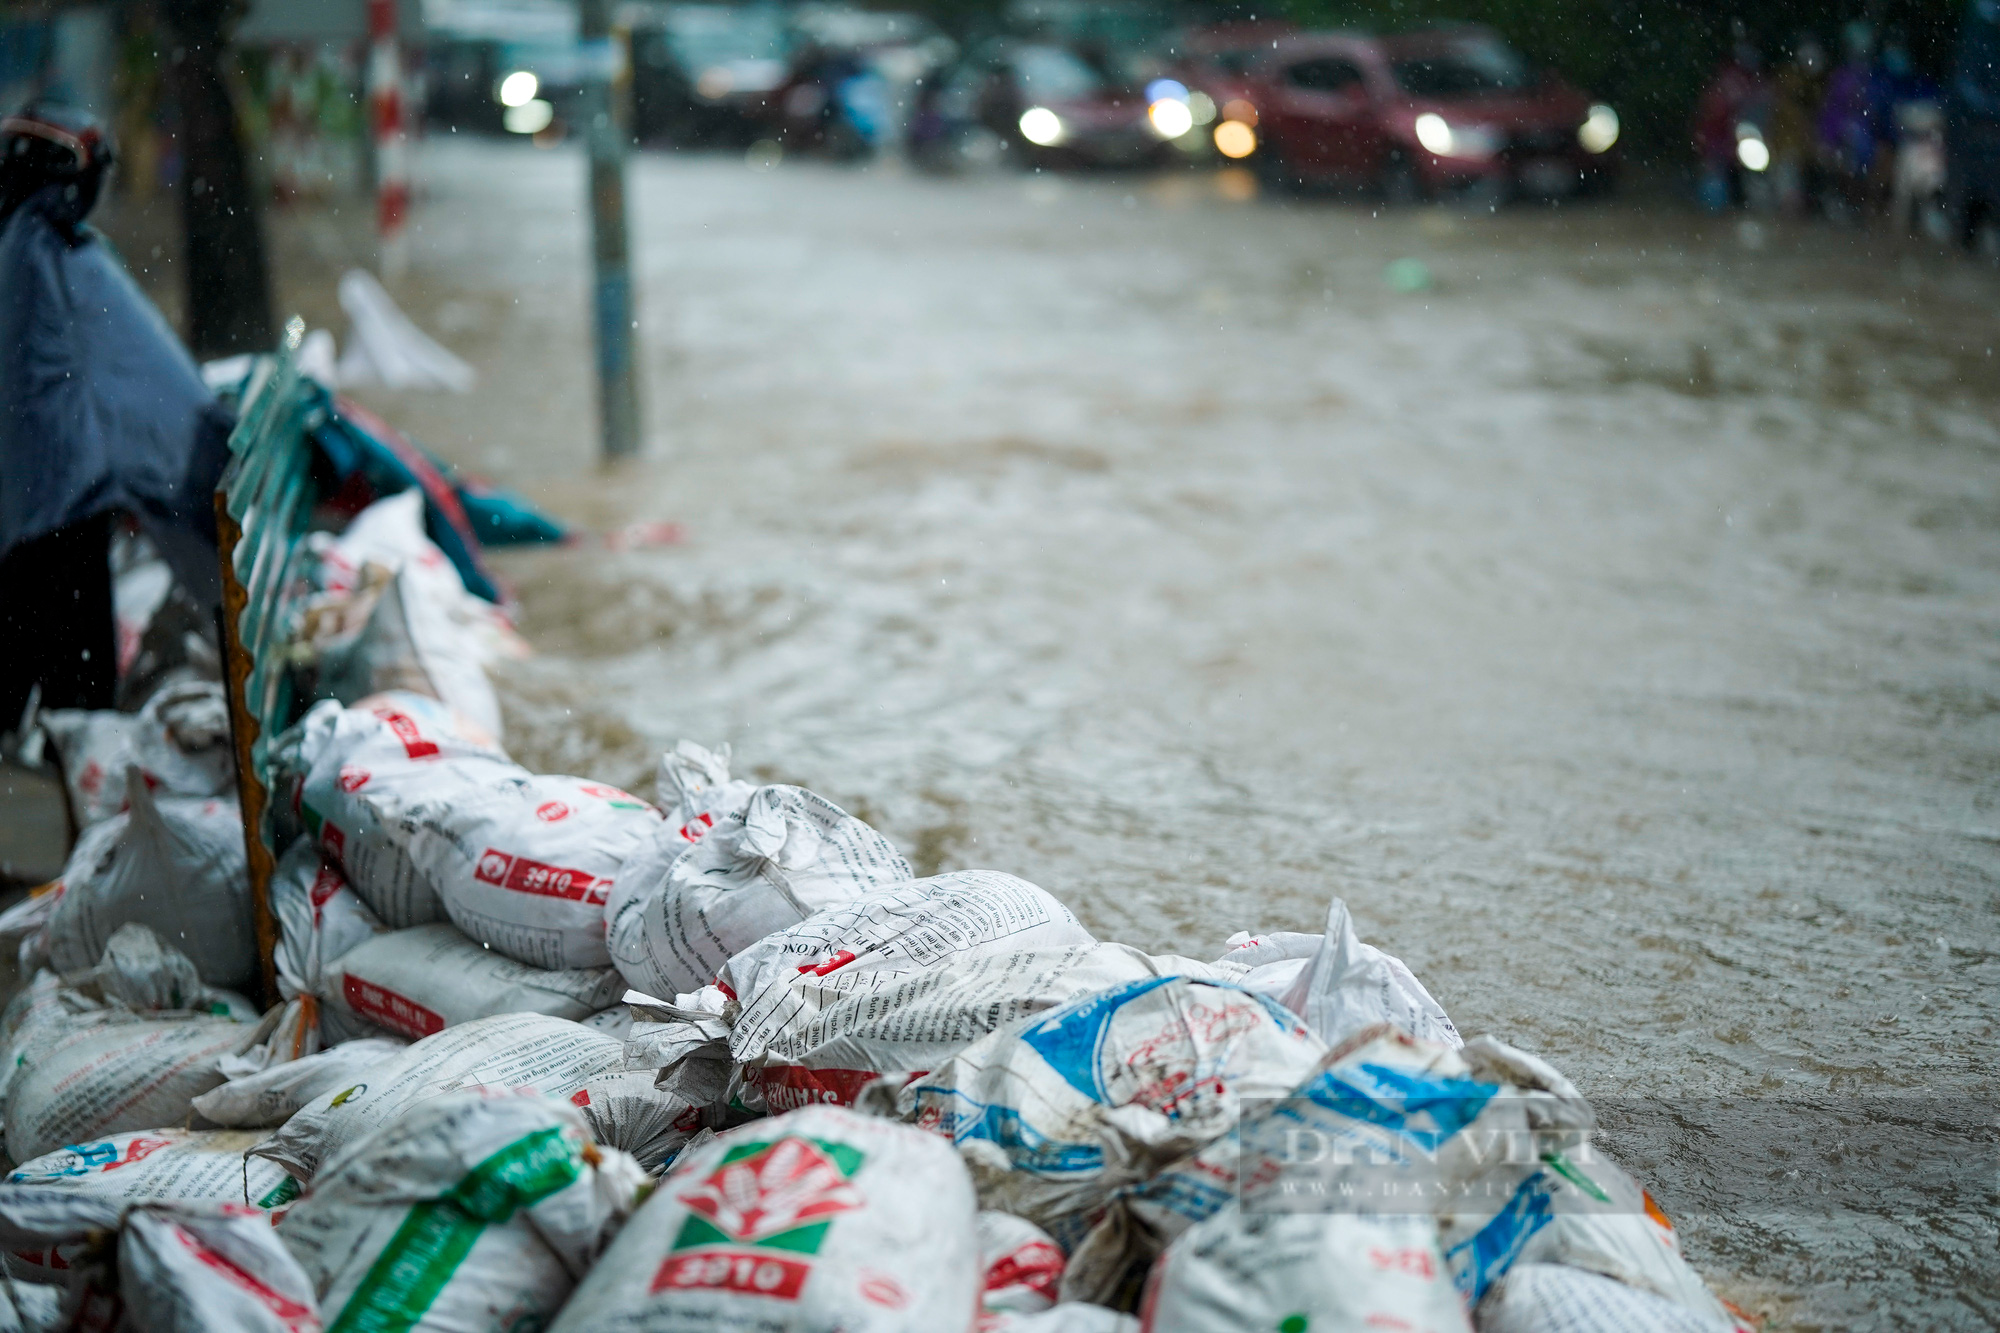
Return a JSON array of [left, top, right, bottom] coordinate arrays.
[[1212, 119, 1255, 158], [1578, 103, 1618, 153], [1414, 112, 1499, 159], [1019, 106, 1064, 146], [498, 70, 538, 108], [503, 99, 554, 134], [1148, 98, 1194, 139]]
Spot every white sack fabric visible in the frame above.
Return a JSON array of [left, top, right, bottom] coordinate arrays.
[[39, 680, 235, 828], [546, 1105, 980, 1333], [43, 781, 253, 990], [278, 1091, 643, 1332], [608, 783, 912, 998]]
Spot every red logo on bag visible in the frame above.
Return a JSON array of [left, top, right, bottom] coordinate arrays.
[[535, 801, 571, 822], [372, 709, 440, 760], [742, 1066, 882, 1111], [677, 812, 717, 843], [795, 950, 856, 978], [678, 1137, 864, 1243], [342, 976, 445, 1039], [337, 766, 370, 793], [321, 824, 347, 866], [309, 865, 345, 911], [983, 1243, 1064, 1301], [101, 1137, 171, 1171], [473, 849, 610, 904], [652, 1251, 810, 1300]]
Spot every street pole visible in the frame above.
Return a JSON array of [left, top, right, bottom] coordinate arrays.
[[367, 0, 410, 277], [580, 0, 641, 461]]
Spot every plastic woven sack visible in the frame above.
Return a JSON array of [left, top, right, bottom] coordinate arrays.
[[545, 1105, 980, 1333], [277, 1091, 643, 1331], [607, 783, 912, 999]]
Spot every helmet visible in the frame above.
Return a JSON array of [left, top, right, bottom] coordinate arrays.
[[1, 104, 115, 228]]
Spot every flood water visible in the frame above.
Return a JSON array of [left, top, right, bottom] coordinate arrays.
[[124, 138, 2000, 1329]]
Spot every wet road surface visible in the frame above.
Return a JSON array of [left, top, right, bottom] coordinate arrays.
[[122, 138, 2000, 1329]]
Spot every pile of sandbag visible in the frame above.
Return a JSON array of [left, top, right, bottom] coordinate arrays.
[[0, 589, 1757, 1333]]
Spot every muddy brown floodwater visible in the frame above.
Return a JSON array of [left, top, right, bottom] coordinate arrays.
[[115, 137, 1999, 1329]]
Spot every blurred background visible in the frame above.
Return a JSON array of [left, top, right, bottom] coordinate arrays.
[[4, 2, 1998, 1328]]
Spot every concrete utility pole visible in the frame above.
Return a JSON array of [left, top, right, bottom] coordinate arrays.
[[367, 0, 410, 276], [579, 0, 641, 461]]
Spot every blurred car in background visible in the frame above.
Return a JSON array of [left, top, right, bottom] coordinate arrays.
[[765, 8, 952, 159], [1186, 25, 1620, 200], [630, 3, 792, 145], [911, 38, 1177, 170], [425, 0, 584, 137]]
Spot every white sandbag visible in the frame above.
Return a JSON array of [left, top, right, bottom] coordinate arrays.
[[254, 1013, 625, 1181], [321, 923, 625, 1041], [278, 1092, 642, 1331], [43, 779, 254, 990], [4, 1004, 266, 1164], [582, 1006, 633, 1038], [120, 1202, 325, 1333], [416, 772, 664, 969], [1213, 897, 1459, 1049], [717, 872, 1118, 1111], [546, 1105, 981, 1333], [606, 784, 913, 998], [1478, 1263, 1742, 1333], [1100, 1029, 1596, 1310], [902, 976, 1329, 1244], [6, 1129, 298, 1209], [285, 694, 512, 927], [65, 922, 229, 1015], [655, 739, 758, 843], [1441, 1151, 1736, 1327], [192, 1039, 407, 1129], [3, 1130, 301, 1289], [300, 491, 522, 737], [269, 839, 388, 1044], [313, 564, 506, 741], [980, 1210, 1066, 1314], [1137, 1211, 1472, 1333], [39, 681, 235, 829]]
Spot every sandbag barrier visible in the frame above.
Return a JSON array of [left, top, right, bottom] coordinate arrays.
[[0, 323, 1763, 1333]]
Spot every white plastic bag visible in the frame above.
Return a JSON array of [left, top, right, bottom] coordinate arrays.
[[254, 1013, 626, 1182], [278, 1091, 642, 1331], [606, 783, 912, 998], [717, 872, 1114, 1110], [0, 1278, 62, 1333], [1213, 898, 1460, 1050], [1478, 1263, 1742, 1333], [43, 781, 254, 990], [39, 682, 234, 829], [120, 1202, 325, 1333], [320, 923, 625, 1040], [192, 1040, 407, 1129], [334, 268, 477, 392], [545, 1105, 981, 1333], [902, 976, 1329, 1244], [1136, 1211, 1472, 1333]]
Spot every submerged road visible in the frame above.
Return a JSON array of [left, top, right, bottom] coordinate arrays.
[[159, 137, 2000, 1328]]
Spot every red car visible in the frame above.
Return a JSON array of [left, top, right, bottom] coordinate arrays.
[[1185, 26, 1620, 199]]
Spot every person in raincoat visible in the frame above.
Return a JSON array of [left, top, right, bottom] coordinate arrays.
[[0, 105, 233, 725]]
